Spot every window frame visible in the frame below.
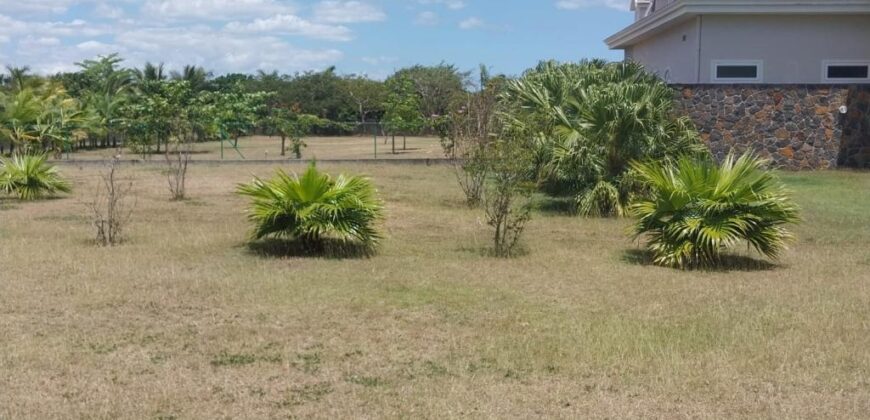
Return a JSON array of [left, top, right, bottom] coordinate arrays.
[[822, 60, 870, 83], [711, 60, 764, 84]]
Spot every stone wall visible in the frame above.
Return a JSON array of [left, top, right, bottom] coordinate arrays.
[[675, 84, 870, 170]]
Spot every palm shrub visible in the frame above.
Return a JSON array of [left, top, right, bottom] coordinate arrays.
[[507, 60, 705, 217], [629, 153, 800, 269], [237, 163, 384, 251], [0, 154, 71, 200]]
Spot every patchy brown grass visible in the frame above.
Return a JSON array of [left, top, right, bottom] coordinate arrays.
[[1, 164, 868, 419], [63, 135, 444, 162]]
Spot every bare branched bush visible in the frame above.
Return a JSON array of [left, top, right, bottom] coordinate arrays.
[[441, 81, 500, 207], [165, 118, 194, 201], [89, 156, 134, 246]]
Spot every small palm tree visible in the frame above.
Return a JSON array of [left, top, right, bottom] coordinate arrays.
[[0, 154, 72, 200], [630, 153, 800, 269], [507, 60, 704, 217], [237, 163, 384, 251]]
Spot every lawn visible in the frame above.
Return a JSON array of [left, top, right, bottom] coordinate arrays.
[[1, 163, 868, 419], [61, 135, 444, 162]]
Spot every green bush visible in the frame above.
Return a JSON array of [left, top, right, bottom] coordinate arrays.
[[236, 163, 384, 251], [630, 153, 800, 269], [0, 154, 72, 200], [507, 60, 705, 217]]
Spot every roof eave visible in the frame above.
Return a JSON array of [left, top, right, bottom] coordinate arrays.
[[605, 0, 870, 50]]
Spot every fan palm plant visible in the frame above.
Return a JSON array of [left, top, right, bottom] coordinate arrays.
[[629, 153, 800, 269], [507, 60, 704, 217], [237, 163, 384, 251], [0, 154, 72, 200]]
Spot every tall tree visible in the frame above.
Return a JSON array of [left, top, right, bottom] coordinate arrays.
[[171, 65, 212, 92], [343, 75, 387, 123], [75, 53, 134, 148], [387, 63, 470, 120], [134, 62, 167, 82], [282, 67, 352, 120], [5, 66, 34, 92], [383, 76, 425, 153]]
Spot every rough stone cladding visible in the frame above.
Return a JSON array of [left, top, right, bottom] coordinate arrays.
[[675, 85, 870, 170]]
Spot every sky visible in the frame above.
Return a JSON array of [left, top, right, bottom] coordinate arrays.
[[0, 0, 632, 79]]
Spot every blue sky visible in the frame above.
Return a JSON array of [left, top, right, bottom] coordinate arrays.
[[0, 0, 632, 78]]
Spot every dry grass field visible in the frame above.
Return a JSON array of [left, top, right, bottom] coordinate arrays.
[[63, 135, 444, 162], [1, 162, 869, 419]]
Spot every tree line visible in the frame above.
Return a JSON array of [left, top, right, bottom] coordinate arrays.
[[0, 54, 474, 156]]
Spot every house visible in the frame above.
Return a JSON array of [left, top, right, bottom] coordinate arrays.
[[606, 0, 870, 85], [605, 0, 870, 169]]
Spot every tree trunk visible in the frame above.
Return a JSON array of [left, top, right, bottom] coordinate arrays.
[[403, 136, 406, 151], [281, 136, 286, 156], [392, 135, 396, 155]]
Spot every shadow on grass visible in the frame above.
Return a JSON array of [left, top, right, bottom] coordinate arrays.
[[246, 238, 376, 260], [622, 248, 780, 272], [531, 195, 576, 216], [0, 195, 68, 209]]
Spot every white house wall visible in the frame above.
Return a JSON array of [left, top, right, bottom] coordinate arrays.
[[698, 15, 870, 84], [626, 17, 700, 83]]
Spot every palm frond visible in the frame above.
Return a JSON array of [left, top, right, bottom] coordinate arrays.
[[237, 163, 384, 251], [629, 152, 800, 269], [0, 154, 72, 200]]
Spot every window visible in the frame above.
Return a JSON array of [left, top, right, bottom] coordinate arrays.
[[823, 61, 870, 82], [712, 60, 763, 83]]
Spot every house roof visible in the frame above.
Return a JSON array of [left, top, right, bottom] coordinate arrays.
[[606, 0, 870, 49]]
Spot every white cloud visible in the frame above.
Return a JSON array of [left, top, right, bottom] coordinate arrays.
[[225, 14, 354, 41], [20, 36, 62, 48], [0, 10, 344, 75], [361, 55, 396, 66], [0, 14, 111, 39], [94, 3, 125, 19], [414, 11, 438, 26], [76, 40, 116, 52], [417, 0, 465, 10], [555, 0, 629, 11], [0, 0, 80, 14], [115, 27, 342, 73], [458, 17, 483, 30], [141, 0, 295, 20], [313, 1, 386, 23]]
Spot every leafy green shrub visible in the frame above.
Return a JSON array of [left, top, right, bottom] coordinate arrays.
[[237, 163, 384, 252], [507, 60, 705, 217], [630, 153, 800, 269], [0, 154, 71, 200]]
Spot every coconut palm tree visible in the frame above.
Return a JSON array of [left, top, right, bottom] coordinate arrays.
[[0, 88, 42, 153], [134, 62, 167, 82], [76, 54, 134, 148], [5, 66, 34, 92], [237, 163, 384, 251], [172, 65, 212, 92], [630, 153, 800, 269]]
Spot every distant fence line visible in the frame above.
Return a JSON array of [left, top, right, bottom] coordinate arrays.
[[51, 158, 452, 166], [0, 121, 435, 155]]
